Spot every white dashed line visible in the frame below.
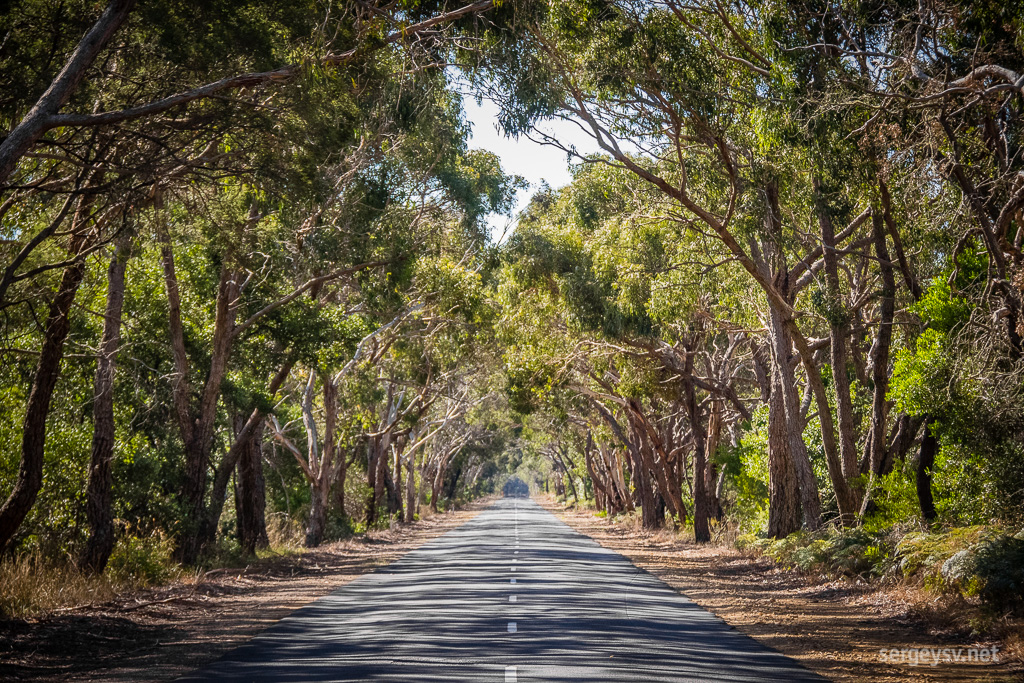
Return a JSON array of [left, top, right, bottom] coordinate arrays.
[[510, 578, 516, 584], [511, 567, 516, 572], [505, 666, 517, 682], [507, 622, 517, 633], [509, 595, 517, 603]]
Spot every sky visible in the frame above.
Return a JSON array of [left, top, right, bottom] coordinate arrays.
[[460, 95, 602, 241]]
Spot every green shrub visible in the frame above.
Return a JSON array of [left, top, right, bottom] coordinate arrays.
[[738, 527, 895, 579], [106, 533, 179, 587]]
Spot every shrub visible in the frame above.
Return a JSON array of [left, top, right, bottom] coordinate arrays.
[[106, 532, 179, 587], [741, 524, 1024, 612]]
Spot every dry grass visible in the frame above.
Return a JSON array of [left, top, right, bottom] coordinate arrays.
[[0, 531, 189, 619], [0, 552, 119, 618]]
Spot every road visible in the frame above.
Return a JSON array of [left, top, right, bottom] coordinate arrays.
[[179, 498, 823, 682]]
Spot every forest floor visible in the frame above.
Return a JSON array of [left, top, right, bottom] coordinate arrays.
[[0, 498, 493, 682], [543, 497, 1024, 683]]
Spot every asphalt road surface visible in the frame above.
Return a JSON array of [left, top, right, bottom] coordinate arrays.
[[179, 498, 823, 682]]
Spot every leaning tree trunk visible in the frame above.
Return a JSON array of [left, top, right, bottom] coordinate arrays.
[[202, 360, 292, 550], [0, 0, 136, 187], [163, 259, 238, 564], [626, 405, 685, 524], [81, 233, 131, 572], [0, 222, 92, 553]]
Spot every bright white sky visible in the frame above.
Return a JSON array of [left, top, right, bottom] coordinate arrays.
[[461, 95, 602, 241]]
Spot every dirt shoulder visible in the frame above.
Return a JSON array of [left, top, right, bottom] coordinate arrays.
[[0, 499, 492, 682], [540, 497, 1022, 683]]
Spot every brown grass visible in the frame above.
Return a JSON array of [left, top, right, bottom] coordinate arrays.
[[0, 552, 118, 618]]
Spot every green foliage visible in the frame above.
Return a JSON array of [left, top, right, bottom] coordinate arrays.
[[863, 461, 921, 532], [898, 526, 1024, 608], [912, 280, 973, 334], [739, 527, 895, 579], [741, 523, 1024, 610], [106, 533, 181, 587], [720, 408, 770, 534]]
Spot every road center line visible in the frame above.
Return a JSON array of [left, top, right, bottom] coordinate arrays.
[[505, 666, 517, 682], [509, 595, 517, 602]]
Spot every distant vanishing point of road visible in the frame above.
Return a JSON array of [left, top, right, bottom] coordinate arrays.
[[178, 498, 823, 682]]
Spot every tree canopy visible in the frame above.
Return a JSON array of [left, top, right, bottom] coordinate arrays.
[[1, 0, 1023, 586]]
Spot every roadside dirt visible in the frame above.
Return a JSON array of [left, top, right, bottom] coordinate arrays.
[[0, 499, 492, 682], [542, 498, 1023, 683]]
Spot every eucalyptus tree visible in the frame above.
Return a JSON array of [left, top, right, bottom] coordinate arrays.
[[0, 0, 526, 559], [482, 0, 933, 535], [498, 162, 761, 538], [768, 0, 1024, 521]]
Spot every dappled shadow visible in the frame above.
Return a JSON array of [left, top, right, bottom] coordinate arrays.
[[0, 614, 181, 680], [180, 499, 822, 682], [551, 503, 1017, 682]]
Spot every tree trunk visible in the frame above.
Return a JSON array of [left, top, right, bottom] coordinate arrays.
[[333, 445, 351, 519], [405, 451, 416, 523], [704, 401, 724, 522], [81, 233, 131, 572], [767, 357, 802, 538], [814, 179, 863, 524], [0, 205, 93, 554], [555, 446, 580, 506], [0, 0, 136, 187], [768, 303, 821, 531], [583, 433, 614, 512], [626, 403, 686, 524], [235, 420, 268, 554], [170, 262, 239, 564], [306, 477, 329, 547], [306, 375, 337, 547], [633, 445, 659, 529], [391, 446, 404, 519], [762, 182, 818, 533], [366, 439, 380, 523], [916, 418, 938, 522], [681, 348, 710, 543], [860, 211, 897, 516], [202, 360, 292, 549]]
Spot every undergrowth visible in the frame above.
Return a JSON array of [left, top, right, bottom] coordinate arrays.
[[0, 532, 184, 618], [737, 525, 1024, 612]]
